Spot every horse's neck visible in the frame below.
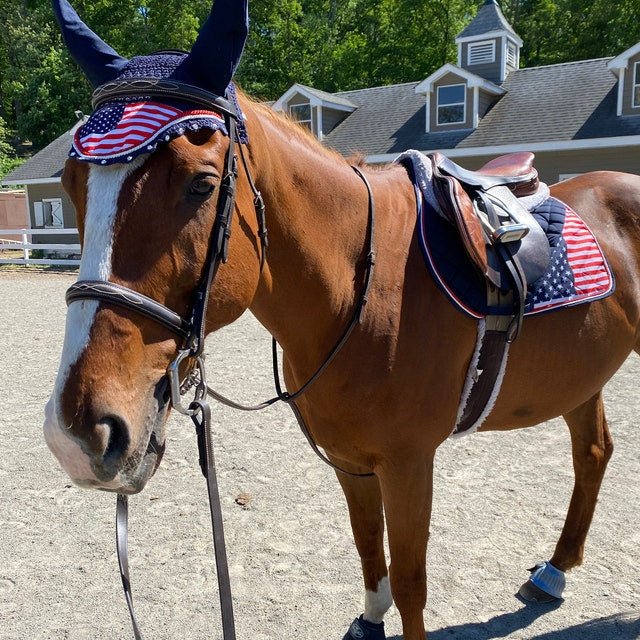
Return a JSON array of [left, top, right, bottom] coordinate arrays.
[[245, 105, 381, 368]]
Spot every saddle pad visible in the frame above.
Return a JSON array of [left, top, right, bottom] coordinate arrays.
[[417, 193, 615, 318]]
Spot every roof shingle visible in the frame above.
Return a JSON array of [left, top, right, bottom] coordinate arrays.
[[457, 0, 517, 40]]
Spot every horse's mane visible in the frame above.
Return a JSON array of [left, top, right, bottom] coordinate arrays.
[[240, 90, 369, 168]]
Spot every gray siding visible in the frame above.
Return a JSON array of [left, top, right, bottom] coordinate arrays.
[[461, 37, 503, 84], [322, 107, 348, 136], [622, 52, 640, 116], [431, 72, 473, 130], [26, 182, 79, 245], [478, 89, 496, 119]]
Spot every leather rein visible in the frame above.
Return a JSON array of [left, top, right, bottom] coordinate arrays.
[[65, 78, 377, 640]]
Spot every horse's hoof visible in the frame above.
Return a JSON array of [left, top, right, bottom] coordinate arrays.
[[518, 579, 560, 603], [519, 560, 566, 602], [342, 615, 386, 640]]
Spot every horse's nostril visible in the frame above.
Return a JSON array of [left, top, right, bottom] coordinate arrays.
[[96, 416, 131, 470]]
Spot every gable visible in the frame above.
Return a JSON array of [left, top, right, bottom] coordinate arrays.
[[272, 83, 357, 139]]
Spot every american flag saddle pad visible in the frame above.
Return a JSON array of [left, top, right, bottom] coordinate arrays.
[[417, 193, 615, 318]]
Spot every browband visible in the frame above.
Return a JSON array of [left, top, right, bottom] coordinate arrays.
[[92, 77, 239, 119]]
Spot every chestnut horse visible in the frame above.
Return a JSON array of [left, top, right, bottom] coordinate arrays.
[[44, 1, 640, 638]]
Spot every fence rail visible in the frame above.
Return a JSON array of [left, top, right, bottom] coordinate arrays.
[[0, 228, 80, 266]]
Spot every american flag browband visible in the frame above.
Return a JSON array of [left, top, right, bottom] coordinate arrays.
[[70, 100, 227, 165]]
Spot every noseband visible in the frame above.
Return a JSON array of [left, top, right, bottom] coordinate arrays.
[[64, 78, 377, 640]]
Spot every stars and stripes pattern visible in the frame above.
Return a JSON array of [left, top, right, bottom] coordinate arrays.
[[527, 201, 613, 314], [415, 174, 615, 319], [71, 101, 226, 165]]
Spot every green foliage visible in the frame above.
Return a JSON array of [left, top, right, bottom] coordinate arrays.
[[0, 114, 23, 178], [0, 0, 638, 149]]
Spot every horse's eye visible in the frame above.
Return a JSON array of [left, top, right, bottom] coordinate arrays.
[[189, 177, 216, 199]]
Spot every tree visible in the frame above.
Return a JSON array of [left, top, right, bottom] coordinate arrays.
[[1, 0, 639, 148], [0, 115, 22, 178]]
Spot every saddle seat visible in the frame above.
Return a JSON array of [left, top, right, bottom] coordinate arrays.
[[434, 151, 539, 197]]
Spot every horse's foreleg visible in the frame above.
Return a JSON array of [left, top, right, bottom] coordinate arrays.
[[378, 454, 434, 640], [335, 468, 391, 639], [521, 391, 613, 601]]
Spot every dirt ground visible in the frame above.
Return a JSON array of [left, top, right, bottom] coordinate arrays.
[[0, 270, 638, 639]]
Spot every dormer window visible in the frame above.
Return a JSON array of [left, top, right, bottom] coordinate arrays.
[[634, 62, 640, 108], [290, 103, 312, 130], [274, 84, 358, 139], [468, 40, 495, 66], [437, 84, 466, 125]]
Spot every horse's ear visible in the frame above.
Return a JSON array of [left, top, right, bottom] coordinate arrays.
[[184, 0, 249, 95], [52, 0, 128, 87]]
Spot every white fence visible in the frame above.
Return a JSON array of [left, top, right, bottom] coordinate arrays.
[[0, 228, 81, 266]]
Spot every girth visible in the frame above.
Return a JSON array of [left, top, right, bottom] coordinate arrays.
[[428, 151, 550, 435]]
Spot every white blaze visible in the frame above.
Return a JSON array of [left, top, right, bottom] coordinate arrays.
[[45, 158, 146, 475]]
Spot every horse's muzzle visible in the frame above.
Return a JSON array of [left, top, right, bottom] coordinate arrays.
[[43, 381, 169, 494]]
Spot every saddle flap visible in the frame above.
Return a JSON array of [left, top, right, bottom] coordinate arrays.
[[433, 175, 489, 279]]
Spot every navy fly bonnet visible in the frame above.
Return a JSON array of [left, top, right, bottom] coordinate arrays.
[[52, 0, 249, 165]]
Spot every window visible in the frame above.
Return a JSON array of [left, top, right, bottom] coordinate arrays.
[[437, 84, 466, 125], [468, 41, 495, 66], [506, 42, 517, 68], [34, 198, 63, 228], [290, 103, 313, 130], [634, 62, 640, 108]]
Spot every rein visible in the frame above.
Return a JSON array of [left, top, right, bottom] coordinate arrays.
[[66, 78, 377, 639]]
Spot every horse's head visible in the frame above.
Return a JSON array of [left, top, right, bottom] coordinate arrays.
[[43, 0, 259, 493]]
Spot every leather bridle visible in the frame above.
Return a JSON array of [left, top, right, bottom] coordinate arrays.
[[64, 77, 377, 640]]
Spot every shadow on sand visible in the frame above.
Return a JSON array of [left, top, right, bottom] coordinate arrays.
[[387, 604, 640, 640]]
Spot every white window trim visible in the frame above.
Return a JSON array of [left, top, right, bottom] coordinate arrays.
[[437, 84, 466, 126], [467, 40, 496, 66], [617, 69, 625, 116], [425, 95, 431, 132], [289, 103, 313, 127], [633, 61, 640, 109]]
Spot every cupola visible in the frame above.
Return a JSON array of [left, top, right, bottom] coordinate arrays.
[[455, 0, 522, 84]]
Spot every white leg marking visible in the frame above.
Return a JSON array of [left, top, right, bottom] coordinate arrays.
[[45, 158, 146, 478], [364, 576, 393, 624]]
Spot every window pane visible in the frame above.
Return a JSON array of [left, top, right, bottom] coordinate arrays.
[[635, 63, 640, 84], [438, 105, 465, 124], [438, 85, 465, 105], [635, 86, 640, 108], [290, 104, 311, 122]]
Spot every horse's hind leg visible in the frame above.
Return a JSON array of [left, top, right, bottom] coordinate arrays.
[[335, 468, 392, 639], [521, 391, 613, 601]]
